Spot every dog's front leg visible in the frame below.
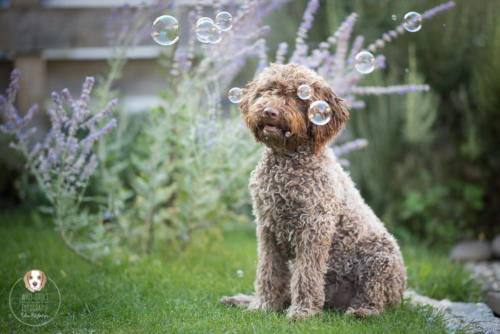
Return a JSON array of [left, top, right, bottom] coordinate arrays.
[[287, 224, 334, 320], [249, 224, 290, 312]]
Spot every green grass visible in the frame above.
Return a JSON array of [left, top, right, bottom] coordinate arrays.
[[0, 212, 482, 333]]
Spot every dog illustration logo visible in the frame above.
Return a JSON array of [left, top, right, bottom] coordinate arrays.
[[23, 270, 47, 292]]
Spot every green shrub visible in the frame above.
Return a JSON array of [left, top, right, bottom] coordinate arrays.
[[320, 0, 496, 243]]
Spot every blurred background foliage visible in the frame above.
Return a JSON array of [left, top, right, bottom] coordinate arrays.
[[264, 0, 499, 248], [337, 0, 499, 248], [0, 0, 498, 255]]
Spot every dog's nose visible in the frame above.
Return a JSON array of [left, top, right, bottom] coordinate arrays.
[[264, 107, 278, 119], [33, 282, 37, 286]]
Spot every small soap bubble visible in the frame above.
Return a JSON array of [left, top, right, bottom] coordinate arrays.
[[151, 15, 179, 46], [236, 269, 244, 277], [297, 84, 312, 100], [355, 51, 375, 74], [391, 14, 397, 21], [215, 11, 233, 31], [228, 87, 243, 103], [285, 131, 291, 138], [196, 17, 221, 44], [403, 11, 422, 32], [308, 101, 332, 126]]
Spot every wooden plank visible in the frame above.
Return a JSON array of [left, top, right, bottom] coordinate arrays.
[[11, 0, 40, 7], [43, 45, 164, 60], [14, 53, 46, 112], [41, 0, 236, 8], [41, 0, 156, 8]]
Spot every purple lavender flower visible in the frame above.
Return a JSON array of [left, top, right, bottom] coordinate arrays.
[[0, 70, 117, 198], [275, 42, 288, 64], [290, 0, 319, 63], [280, 1, 455, 113], [332, 139, 368, 157], [366, 1, 455, 53], [351, 84, 430, 96], [0, 70, 39, 141], [422, 1, 456, 19]]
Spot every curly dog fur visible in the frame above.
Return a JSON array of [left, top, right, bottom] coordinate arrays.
[[219, 63, 406, 319]]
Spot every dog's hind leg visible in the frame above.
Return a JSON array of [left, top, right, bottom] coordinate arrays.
[[219, 294, 255, 308], [347, 253, 405, 318]]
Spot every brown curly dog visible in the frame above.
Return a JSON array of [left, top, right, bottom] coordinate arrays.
[[219, 63, 406, 319]]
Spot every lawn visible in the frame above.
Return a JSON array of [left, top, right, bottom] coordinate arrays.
[[0, 212, 482, 333]]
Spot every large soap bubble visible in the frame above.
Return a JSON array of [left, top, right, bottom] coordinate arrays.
[[354, 51, 375, 74], [308, 100, 332, 126], [196, 17, 222, 44], [151, 15, 179, 46], [403, 12, 422, 32]]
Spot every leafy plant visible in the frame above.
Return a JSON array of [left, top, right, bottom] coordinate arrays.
[[93, 1, 276, 254], [0, 71, 117, 262]]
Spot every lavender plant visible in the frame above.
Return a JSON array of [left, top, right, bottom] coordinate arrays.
[[120, 0, 286, 254], [282, 0, 456, 102], [0, 70, 117, 263], [96, 0, 456, 255], [277, 0, 455, 156]]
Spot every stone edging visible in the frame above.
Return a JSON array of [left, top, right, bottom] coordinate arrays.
[[404, 290, 500, 334]]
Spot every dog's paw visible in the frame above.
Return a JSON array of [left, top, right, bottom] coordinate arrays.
[[286, 305, 321, 320], [247, 299, 269, 312], [345, 307, 380, 318], [219, 294, 254, 308], [246, 298, 280, 313]]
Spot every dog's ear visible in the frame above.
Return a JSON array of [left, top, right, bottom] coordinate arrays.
[[239, 80, 262, 139], [23, 271, 31, 289], [239, 80, 256, 118], [40, 271, 47, 289], [309, 84, 349, 153]]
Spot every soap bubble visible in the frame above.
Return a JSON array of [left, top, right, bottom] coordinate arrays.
[[297, 84, 312, 100], [285, 131, 291, 138], [195, 17, 213, 43], [215, 11, 233, 31], [207, 30, 222, 43], [308, 101, 332, 126], [403, 11, 422, 32], [228, 87, 243, 103], [391, 14, 397, 21], [151, 15, 179, 46], [236, 269, 244, 277], [354, 51, 375, 74], [196, 17, 221, 44]]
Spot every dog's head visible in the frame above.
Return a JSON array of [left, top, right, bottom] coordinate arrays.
[[23, 269, 46, 292], [240, 63, 349, 153]]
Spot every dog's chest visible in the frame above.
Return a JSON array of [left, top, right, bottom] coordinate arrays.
[[250, 161, 317, 259], [263, 196, 301, 259]]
